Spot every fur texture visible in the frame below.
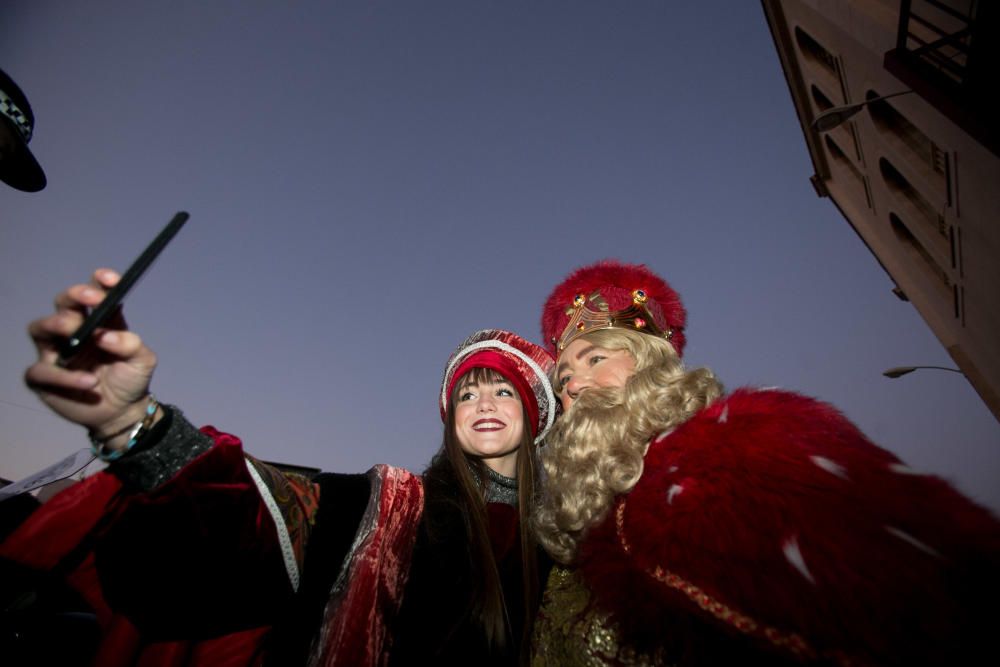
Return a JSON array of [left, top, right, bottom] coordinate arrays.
[[575, 388, 1000, 665], [540, 260, 687, 356]]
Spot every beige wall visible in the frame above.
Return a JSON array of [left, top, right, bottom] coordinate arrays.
[[763, 0, 1000, 420]]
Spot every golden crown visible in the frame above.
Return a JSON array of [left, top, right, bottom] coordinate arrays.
[[557, 288, 675, 351]]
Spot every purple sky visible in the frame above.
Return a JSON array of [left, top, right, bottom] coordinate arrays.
[[2, 2, 997, 513]]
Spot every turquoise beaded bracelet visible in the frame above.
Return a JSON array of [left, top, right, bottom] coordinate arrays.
[[89, 395, 159, 462]]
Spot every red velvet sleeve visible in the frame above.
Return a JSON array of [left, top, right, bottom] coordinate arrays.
[[579, 388, 1000, 665], [1, 426, 321, 658]]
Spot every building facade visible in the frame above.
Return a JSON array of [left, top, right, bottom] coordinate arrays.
[[762, 0, 999, 420]]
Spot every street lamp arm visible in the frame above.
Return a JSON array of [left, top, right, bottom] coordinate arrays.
[[883, 365, 963, 379], [811, 90, 914, 132]]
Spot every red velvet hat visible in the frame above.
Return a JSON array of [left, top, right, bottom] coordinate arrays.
[[540, 259, 686, 357], [440, 329, 556, 443]]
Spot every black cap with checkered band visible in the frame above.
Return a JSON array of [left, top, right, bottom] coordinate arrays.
[[1, 68, 46, 192]]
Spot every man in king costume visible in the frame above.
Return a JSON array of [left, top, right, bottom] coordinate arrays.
[[530, 260, 1000, 666]]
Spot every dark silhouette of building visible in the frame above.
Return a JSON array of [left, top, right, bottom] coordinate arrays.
[[763, 0, 999, 421]]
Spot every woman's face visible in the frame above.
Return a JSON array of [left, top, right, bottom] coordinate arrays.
[[555, 337, 637, 409], [453, 373, 525, 477]]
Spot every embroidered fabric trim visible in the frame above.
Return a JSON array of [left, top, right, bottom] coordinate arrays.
[[245, 458, 300, 592], [615, 499, 815, 659], [532, 565, 663, 666]]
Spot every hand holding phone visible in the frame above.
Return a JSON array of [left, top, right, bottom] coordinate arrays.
[[57, 211, 189, 366]]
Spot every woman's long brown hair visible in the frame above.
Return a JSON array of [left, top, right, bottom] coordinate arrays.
[[424, 366, 540, 658]]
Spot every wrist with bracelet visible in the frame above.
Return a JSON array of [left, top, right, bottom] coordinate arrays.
[[88, 394, 160, 462]]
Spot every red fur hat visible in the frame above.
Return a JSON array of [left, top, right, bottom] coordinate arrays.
[[541, 260, 686, 357]]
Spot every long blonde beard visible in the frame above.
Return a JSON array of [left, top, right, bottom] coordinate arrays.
[[533, 360, 722, 564]]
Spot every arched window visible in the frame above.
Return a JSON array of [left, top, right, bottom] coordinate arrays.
[[824, 135, 863, 186], [795, 27, 838, 78], [879, 157, 948, 247], [867, 89, 948, 195], [795, 27, 842, 95], [888, 212, 953, 302]]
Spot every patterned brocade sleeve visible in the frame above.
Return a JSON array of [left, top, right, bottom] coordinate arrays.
[[109, 406, 321, 588], [90, 420, 322, 637], [104, 404, 322, 594], [0, 405, 325, 662]]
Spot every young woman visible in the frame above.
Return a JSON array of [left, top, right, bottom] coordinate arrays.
[[530, 259, 1000, 666], [7, 268, 556, 666]]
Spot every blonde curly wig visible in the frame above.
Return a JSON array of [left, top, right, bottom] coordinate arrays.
[[533, 329, 723, 563]]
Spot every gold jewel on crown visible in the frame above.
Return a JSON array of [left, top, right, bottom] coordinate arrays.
[[556, 289, 675, 351]]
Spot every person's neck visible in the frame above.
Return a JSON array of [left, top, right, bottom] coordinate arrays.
[[469, 462, 519, 506]]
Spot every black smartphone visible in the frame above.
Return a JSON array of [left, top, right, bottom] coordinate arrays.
[[57, 211, 190, 366]]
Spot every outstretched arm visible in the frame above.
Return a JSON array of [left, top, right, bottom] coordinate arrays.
[[13, 268, 323, 645]]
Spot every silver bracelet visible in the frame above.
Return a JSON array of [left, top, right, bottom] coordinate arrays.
[[89, 395, 160, 462]]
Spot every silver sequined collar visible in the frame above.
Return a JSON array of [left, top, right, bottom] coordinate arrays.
[[469, 463, 519, 506]]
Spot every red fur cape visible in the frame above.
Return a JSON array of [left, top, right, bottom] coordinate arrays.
[[576, 388, 1000, 665]]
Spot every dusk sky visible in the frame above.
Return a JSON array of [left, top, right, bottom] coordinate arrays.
[[2, 2, 997, 513]]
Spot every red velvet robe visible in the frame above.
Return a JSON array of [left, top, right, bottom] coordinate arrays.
[[0, 428, 423, 667]]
